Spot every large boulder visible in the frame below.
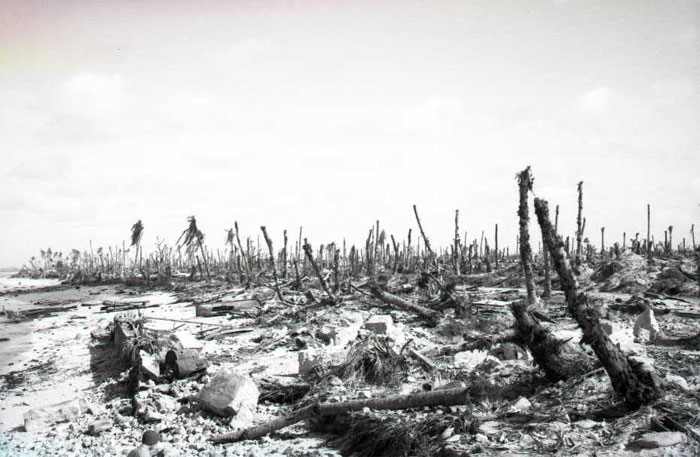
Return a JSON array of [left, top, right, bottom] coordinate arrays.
[[197, 369, 259, 417]]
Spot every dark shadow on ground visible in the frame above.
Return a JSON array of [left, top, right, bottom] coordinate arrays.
[[89, 335, 129, 401]]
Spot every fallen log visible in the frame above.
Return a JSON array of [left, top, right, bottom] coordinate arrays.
[[534, 197, 660, 406], [213, 386, 471, 443], [367, 281, 440, 326]]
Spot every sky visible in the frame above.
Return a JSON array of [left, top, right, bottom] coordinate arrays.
[[1, 0, 699, 267]]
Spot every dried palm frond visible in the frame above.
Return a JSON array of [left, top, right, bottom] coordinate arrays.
[[336, 335, 407, 386], [314, 410, 478, 457], [177, 216, 204, 248]]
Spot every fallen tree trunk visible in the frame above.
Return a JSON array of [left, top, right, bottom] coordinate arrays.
[[367, 281, 440, 325], [534, 197, 660, 406], [428, 329, 520, 356], [213, 386, 471, 443]]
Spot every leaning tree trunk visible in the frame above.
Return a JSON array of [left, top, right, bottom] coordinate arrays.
[[542, 247, 552, 300], [516, 167, 537, 305], [534, 197, 660, 407], [302, 239, 336, 304]]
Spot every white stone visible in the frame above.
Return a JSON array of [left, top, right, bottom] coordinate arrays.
[[197, 369, 259, 417], [630, 431, 684, 449], [633, 308, 660, 341], [511, 396, 532, 412], [139, 351, 161, 379]]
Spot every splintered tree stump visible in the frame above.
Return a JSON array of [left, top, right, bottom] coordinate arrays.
[[534, 197, 660, 406], [511, 301, 595, 381]]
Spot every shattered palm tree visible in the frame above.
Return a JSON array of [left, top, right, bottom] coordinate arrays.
[[534, 197, 660, 407], [177, 216, 211, 281]]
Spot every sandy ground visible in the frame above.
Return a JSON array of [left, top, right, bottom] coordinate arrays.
[[1, 267, 699, 456], [0, 277, 346, 456]]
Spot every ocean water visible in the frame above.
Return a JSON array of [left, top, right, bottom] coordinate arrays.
[[0, 271, 61, 376]]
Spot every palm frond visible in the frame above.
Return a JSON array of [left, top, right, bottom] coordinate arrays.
[[130, 220, 144, 247]]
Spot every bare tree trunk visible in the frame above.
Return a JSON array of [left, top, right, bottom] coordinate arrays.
[[541, 231, 552, 300], [260, 226, 284, 302], [575, 181, 584, 267], [390, 235, 399, 273], [647, 204, 652, 259], [213, 386, 473, 444], [534, 197, 660, 407], [281, 229, 288, 279], [303, 239, 336, 303], [413, 204, 435, 261], [696, 247, 700, 297], [517, 166, 537, 305], [199, 243, 211, 281], [368, 281, 440, 325], [494, 223, 499, 269], [453, 210, 461, 275], [234, 222, 251, 286]]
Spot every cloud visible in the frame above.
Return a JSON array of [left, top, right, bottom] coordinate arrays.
[[575, 86, 613, 116], [217, 38, 269, 65], [56, 72, 126, 119]]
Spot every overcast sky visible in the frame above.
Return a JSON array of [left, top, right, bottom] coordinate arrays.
[[1, 0, 699, 267]]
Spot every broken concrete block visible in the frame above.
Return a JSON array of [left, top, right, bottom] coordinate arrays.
[[630, 431, 684, 449], [87, 419, 112, 436], [195, 304, 215, 317], [165, 349, 209, 378], [138, 351, 161, 380], [364, 315, 394, 335], [510, 396, 532, 412], [633, 308, 659, 341], [228, 404, 255, 431], [24, 398, 82, 432], [197, 369, 259, 417]]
